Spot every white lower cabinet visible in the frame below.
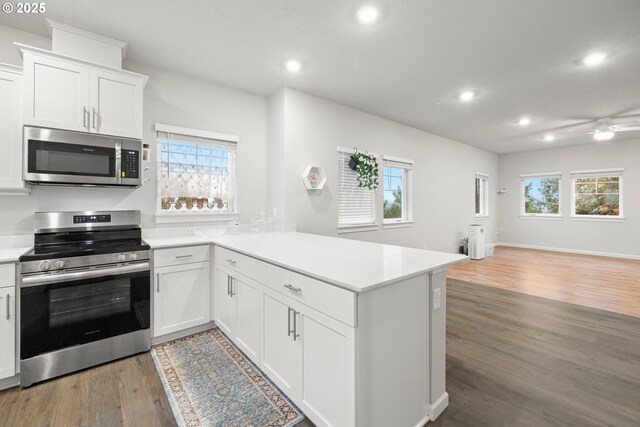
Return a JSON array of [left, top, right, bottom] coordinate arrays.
[[260, 289, 298, 396], [259, 286, 356, 427], [0, 263, 16, 380], [153, 261, 210, 337], [214, 263, 259, 362]]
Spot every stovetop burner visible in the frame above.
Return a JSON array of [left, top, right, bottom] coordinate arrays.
[[20, 239, 150, 262], [20, 210, 150, 273]]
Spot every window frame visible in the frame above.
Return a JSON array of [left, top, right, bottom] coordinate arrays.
[[570, 168, 624, 221], [519, 172, 563, 218], [382, 155, 413, 228], [336, 146, 379, 233], [155, 123, 240, 224], [475, 172, 489, 218]]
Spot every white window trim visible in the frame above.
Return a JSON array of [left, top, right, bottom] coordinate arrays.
[[336, 146, 379, 233], [382, 155, 413, 227], [475, 172, 490, 218], [569, 168, 624, 221], [155, 123, 239, 223], [519, 172, 563, 217]]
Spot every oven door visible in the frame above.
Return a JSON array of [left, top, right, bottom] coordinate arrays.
[[23, 126, 123, 186], [20, 262, 150, 361]]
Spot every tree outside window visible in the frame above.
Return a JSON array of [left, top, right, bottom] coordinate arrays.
[[520, 175, 561, 216]]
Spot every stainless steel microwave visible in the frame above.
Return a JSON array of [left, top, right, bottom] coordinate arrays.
[[23, 126, 142, 187]]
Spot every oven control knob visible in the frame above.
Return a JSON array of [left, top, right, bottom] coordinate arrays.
[[117, 254, 127, 262], [40, 260, 51, 271], [129, 253, 138, 261], [54, 260, 65, 269]]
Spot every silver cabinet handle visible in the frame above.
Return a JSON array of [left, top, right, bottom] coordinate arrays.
[[287, 307, 294, 337], [225, 258, 237, 265], [156, 273, 160, 293], [175, 254, 193, 259], [293, 310, 300, 341], [83, 106, 88, 129], [284, 284, 302, 293], [229, 276, 235, 297], [92, 108, 98, 130], [227, 275, 231, 296], [5, 293, 9, 320]]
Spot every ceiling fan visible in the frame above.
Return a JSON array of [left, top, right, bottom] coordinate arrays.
[[588, 117, 640, 141]]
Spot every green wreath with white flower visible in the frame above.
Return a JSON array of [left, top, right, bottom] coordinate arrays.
[[349, 151, 379, 190]]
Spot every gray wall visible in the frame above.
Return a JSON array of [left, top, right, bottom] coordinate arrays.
[[497, 138, 640, 257], [0, 24, 268, 235], [269, 88, 500, 253]]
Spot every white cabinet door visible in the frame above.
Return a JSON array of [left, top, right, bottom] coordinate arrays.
[[0, 67, 27, 193], [215, 265, 236, 337], [153, 262, 210, 337], [297, 308, 356, 427], [234, 274, 259, 362], [23, 53, 90, 132], [260, 288, 298, 397], [0, 287, 16, 380], [90, 69, 143, 139]]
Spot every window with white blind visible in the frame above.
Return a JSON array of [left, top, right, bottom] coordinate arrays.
[[337, 147, 377, 230], [156, 124, 238, 219], [475, 173, 489, 217], [570, 168, 624, 219], [383, 156, 413, 226]]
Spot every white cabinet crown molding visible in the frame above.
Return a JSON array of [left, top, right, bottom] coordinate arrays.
[[14, 43, 148, 87]]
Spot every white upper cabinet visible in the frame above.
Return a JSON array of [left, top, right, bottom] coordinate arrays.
[[23, 52, 90, 133], [20, 46, 147, 139], [90, 68, 143, 139], [0, 64, 28, 194]]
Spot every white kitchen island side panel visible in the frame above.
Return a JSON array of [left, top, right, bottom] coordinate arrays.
[[356, 273, 430, 427]]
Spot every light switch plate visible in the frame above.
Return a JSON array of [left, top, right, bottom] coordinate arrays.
[[433, 288, 441, 310]]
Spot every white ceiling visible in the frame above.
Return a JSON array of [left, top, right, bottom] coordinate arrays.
[[2, 0, 639, 154]]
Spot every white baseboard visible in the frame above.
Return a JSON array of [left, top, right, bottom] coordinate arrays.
[[496, 242, 640, 260], [0, 374, 19, 391], [428, 391, 449, 421]]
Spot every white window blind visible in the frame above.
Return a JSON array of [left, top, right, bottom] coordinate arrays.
[[338, 149, 376, 227], [156, 128, 237, 214]]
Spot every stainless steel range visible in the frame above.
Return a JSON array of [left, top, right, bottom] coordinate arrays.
[[19, 210, 151, 387]]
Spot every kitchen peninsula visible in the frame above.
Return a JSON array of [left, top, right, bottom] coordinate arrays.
[[145, 231, 466, 427]]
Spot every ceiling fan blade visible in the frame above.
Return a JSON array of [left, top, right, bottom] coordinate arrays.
[[616, 127, 640, 132]]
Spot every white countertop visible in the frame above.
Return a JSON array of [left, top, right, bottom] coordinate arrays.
[[145, 232, 467, 292], [0, 247, 31, 263]]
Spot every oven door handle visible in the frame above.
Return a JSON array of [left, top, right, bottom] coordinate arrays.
[[21, 262, 150, 288]]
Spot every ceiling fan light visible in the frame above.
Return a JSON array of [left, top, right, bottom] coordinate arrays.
[[594, 130, 614, 141]]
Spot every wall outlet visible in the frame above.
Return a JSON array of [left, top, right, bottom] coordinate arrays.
[[433, 288, 441, 310]]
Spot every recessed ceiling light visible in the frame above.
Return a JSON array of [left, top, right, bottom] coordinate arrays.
[[518, 117, 532, 126], [285, 59, 302, 72], [357, 6, 378, 24], [458, 91, 476, 102], [582, 52, 606, 66], [544, 134, 555, 142], [593, 130, 614, 141]]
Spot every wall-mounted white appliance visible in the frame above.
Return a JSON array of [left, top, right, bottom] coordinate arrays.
[[468, 224, 485, 260], [23, 126, 142, 187]]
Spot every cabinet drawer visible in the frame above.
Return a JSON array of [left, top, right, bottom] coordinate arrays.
[[259, 262, 356, 327], [0, 263, 15, 288], [214, 246, 259, 278], [154, 245, 210, 268]]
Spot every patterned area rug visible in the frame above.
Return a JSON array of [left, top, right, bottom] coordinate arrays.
[[151, 328, 304, 427]]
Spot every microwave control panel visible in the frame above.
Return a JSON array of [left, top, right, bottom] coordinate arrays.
[[121, 150, 140, 179]]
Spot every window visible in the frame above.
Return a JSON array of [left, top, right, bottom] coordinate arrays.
[[156, 124, 238, 219], [520, 172, 562, 217], [337, 147, 377, 230], [571, 169, 623, 219], [382, 156, 413, 225], [475, 173, 489, 217]]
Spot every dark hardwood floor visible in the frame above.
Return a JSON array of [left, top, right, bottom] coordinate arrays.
[[2, 279, 639, 426]]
